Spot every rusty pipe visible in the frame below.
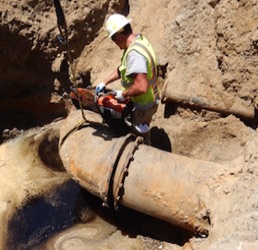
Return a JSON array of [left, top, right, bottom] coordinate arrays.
[[59, 111, 222, 235], [161, 79, 255, 119]]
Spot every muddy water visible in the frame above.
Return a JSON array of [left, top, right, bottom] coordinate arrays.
[[7, 179, 190, 250], [7, 180, 84, 249]]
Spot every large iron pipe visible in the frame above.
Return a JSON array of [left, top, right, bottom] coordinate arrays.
[[59, 111, 222, 235]]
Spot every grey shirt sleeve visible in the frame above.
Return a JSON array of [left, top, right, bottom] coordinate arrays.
[[126, 50, 148, 76]]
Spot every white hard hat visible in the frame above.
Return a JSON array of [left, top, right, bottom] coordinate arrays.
[[105, 13, 132, 39]]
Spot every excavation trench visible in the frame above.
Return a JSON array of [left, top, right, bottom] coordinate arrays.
[[4, 114, 195, 249], [4, 109, 249, 249]]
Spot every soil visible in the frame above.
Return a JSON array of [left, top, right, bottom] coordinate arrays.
[[0, 0, 258, 249]]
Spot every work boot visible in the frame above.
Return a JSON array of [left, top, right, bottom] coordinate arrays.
[[133, 124, 151, 145]]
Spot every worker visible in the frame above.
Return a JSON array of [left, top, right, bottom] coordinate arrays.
[[95, 13, 159, 144]]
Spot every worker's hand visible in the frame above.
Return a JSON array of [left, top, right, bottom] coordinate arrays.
[[114, 90, 126, 102], [95, 82, 105, 95]]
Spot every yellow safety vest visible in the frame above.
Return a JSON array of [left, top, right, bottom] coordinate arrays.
[[119, 35, 159, 107]]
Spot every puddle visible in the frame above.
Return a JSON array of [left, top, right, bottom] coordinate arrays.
[[7, 180, 89, 250], [7, 180, 192, 250]]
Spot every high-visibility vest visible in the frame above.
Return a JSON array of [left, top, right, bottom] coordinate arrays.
[[119, 35, 159, 106]]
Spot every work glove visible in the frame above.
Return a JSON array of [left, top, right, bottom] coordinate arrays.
[[114, 90, 126, 102], [95, 82, 105, 95]]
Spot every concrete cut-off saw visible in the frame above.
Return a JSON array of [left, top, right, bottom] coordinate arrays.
[[69, 86, 132, 123]]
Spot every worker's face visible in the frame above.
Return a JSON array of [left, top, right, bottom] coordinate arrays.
[[111, 33, 126, 49]]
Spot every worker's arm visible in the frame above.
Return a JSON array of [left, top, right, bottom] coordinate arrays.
[[122, 73, 148, 98]]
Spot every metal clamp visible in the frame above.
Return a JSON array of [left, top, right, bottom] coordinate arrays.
[[112, 136, 143, 210]]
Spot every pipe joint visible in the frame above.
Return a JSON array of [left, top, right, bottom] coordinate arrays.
[[112, 136, 143, 210]]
